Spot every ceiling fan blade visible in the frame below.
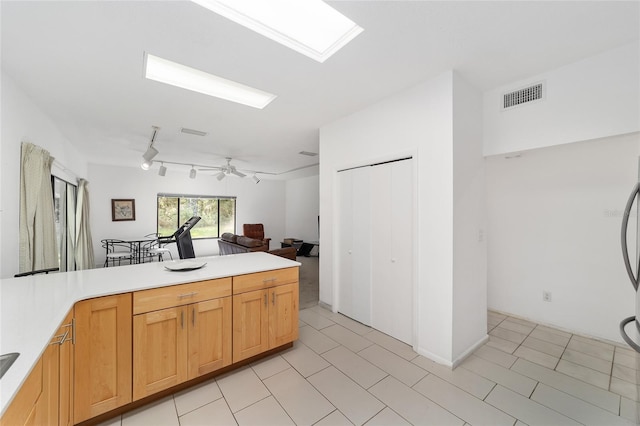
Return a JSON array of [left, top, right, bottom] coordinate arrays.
[[231, 170, 246, 178]]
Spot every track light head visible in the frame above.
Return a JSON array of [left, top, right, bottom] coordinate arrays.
[[252, 174, 260, 184], [189, 166, 197, 179], [158, 163, 167, 176], [142, 146, 159, 162], [141, 160, 153, 170], [216, 171, 226, 181]]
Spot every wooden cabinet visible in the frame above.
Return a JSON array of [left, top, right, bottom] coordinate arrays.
[[74, 294, 132, 424], [233, 269, 299, 362], [58, 310, 74, 426], [132, 279, 232, 400], [0, 312, 73, 426]]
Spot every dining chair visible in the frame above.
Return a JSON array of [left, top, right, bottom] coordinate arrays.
[[101, 239, 134, 267], [142, 233, 173, 262]]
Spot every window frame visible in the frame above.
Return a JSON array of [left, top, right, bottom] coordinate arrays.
[[156, 193, 237, 240]]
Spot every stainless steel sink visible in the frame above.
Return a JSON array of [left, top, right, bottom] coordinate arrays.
[[0, 353, 19, 379]]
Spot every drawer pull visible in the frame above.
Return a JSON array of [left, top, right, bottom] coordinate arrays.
[[178, 292, 198, 299], [262, 278, 277, 284], [50, 321, 74, 346]]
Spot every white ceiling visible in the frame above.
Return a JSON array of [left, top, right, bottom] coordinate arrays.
[[2, 1, 639, 178]]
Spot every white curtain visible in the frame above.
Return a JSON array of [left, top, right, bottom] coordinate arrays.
[[64, 183, 77, 271], [75, 178, 95, 269], [19, 142, 59, 273]]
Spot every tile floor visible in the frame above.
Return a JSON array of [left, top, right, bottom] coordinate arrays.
[[100, 307, 640, 426]]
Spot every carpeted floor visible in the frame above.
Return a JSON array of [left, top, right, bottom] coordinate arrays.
[[297, 255, 319, 309]]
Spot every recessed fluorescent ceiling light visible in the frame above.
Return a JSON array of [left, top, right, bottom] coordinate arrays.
[[144, 53, 276, 109], [191, 0, 363, 63]]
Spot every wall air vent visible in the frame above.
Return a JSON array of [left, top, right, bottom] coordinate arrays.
[[503, 82, 544, 110]]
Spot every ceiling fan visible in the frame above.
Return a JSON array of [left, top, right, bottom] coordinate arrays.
[[200, 157, 247, 181]]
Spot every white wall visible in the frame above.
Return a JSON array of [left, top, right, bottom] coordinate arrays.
[[285, 175, 319, 242], [0, 73, 89, 278], [486, 132, 640, 343], [89, 163, 286, 266], [484, 41, 640, 156], [452, 73, 488, 360], [320, 71, 486, 365]]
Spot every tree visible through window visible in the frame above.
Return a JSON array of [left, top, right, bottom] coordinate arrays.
[[157, 194, 236, 239]]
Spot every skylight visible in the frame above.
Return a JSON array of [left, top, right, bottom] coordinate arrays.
[[191, 0, 363, 63], [144, 53, 277, 109]]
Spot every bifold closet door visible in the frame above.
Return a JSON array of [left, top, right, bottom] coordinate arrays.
[[370, 159, 413, 344], [337, 166, 371, 326]]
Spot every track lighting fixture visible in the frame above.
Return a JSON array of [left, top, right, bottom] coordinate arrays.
[[216, 171, 226, 181], [252, 174, 260, 184], [158, 162, 167, 176], [141, 126, 160, 170], [189, 166, 197, 179]]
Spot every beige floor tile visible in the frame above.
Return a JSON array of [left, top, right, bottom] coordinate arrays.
[[332, 314, 373, 336], [613, 363, 639, 384], [314, 410, 354, 426], [572, 334, 616, 351], [308, 367, 385, 426], [500, 319, 536, 335], [610, 377, 640, 401], [173, 378, 222, 416], [567, 337, 614, 362], [179, 399, 237, 426], [364, 407, 410, 425], [308, 305, 341, 320], [363, 329, 417, 361], [321, 324, 374, 353], [122, 396, 179, 426], [412, 355, 496, 399], [459, 355, 537, 397], [620, 397, 640, 424], [556, 359, 611, 389], [251, 354, 291, 380], [281, 341, 331, 377], [322, 345, 388, 389], [529, 326, 571, 347], [513, 345, 559, 369], [488, 311, 507, 323], [369, 376, 463, 426], [216, 367, 271, 413], [299, 309, 335, 330], [615, 350, 640, 370], [562, 348, 612, 375], [485, 385, 580, 425], [234, 396, 294, 426], [522, 335, 566, 357], [357, 344, 427, 387], [473, 344, 518, 368], [531, 383, 634, 426], [486, 335, 519, 354], [616, 345, 640, 358], [263, 368, 334, 425], [413, 374, 515, 426], [511, 358, 620, 414], [298, 324, 340, 354], [489, 326, 528, 344], [506, 316, 538, 328]]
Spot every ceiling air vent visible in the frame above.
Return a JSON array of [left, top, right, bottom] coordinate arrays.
[[503, 82, 544, 110]]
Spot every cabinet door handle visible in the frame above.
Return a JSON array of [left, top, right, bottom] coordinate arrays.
[[192, 307, 195, 327], [178, 292, 198, 299], [264, 293, 267, 307], [181, 310, 184, 329], [272, 292, 275, 306]]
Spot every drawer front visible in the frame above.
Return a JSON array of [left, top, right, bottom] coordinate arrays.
[[233, 267, 299, 294], [133, 278, 232, 314]]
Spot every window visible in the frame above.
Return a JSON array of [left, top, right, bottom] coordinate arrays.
[[52, 176, 77, 271], [157, 194, 236, 239]]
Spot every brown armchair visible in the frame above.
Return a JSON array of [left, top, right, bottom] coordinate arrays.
[[243, 224, 271, 250]]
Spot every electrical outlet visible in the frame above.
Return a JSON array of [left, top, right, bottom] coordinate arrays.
[[543, 291, 552, 302]]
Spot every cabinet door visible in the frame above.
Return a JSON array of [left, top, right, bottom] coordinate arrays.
[[233, 289, 269, 362], [188, 297, 232, 378], [59, 311, 74, 426], [269, 283, 299, 348], [74, 293, 132, 423], [133, 306, 188, 400]]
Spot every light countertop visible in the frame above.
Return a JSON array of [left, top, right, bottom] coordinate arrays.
[[0, 252, 300, 414]]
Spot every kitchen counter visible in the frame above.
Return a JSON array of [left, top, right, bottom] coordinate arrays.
[[0, 252, 300, 413]]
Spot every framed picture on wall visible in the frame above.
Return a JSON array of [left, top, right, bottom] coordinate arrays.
[[111, 199, 135, 221]]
